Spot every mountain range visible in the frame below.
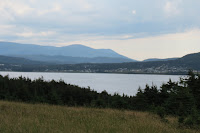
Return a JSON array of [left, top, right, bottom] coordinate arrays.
[[0, 41, 135, 64], [0, 41, 200, 74], [0, 41, 183, 64]]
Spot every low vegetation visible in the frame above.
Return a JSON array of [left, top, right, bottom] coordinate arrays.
[[0, 101, 198, 133]]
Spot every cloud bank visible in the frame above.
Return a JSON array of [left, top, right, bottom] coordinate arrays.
[[0, 0, 200, 59]]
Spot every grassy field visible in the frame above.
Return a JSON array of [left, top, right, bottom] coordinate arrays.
[[0, 101, 198, 133]]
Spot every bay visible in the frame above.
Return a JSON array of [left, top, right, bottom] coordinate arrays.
[[0, 71, 183, 96]]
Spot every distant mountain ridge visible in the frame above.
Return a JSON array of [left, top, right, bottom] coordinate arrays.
[[1, 41, 199, 70], [0, 41, 131, 58], [12, 55, 134, 64], [0, 41, 136, 64]]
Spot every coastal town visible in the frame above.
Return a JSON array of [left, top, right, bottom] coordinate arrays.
[[0, 63, 193, 74]]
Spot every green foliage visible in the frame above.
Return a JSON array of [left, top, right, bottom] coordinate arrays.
[[183, 107, 200, 127], [155, 106, 166, 119], [135, 71, 200, 128], [178, 116, 184, 124], [0, 75, 130, 110]]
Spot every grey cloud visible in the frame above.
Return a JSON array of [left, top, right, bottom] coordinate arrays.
[[0, 0, 199, 45]]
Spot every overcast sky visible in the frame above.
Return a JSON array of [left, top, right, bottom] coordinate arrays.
[[0, 0, 200, 60]]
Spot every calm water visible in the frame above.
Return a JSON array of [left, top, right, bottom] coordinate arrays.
[[0, 71, 183, 96]]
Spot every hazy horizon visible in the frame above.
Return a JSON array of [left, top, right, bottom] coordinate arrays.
[[0, 0, 200, 60], [0, 40, 187, 61]]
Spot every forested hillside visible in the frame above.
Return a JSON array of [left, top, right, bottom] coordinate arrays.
[[0, 52, 200, 74]]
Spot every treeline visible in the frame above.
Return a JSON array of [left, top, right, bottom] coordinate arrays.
[[0, 71, 200, 127], [136, 71, 200, 127], [0, 75, 132, 109]]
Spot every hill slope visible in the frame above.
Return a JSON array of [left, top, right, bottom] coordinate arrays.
[[181, 52, 200, 61], [0, 101, 197, 133], [0, 55, 45, 65], [161, 52, 200, 70]]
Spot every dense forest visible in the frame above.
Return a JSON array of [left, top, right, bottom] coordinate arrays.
[[0, 71, 200, 127]]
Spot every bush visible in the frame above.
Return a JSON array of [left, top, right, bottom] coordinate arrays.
[[155, 107, 166, 119], [183, 107, 200, 127]]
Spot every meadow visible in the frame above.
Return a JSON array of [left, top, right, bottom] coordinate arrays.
[[0, 101, 198, 133]]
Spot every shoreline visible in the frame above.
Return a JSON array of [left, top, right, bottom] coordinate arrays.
[[0, 70, 187, 76]]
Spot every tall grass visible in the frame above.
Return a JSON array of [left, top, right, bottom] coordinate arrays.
[[0, 101, 198, 133]]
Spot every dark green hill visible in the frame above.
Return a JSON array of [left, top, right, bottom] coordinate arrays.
[[162, 52, 200, 70], [178, 52, 200, 69]]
